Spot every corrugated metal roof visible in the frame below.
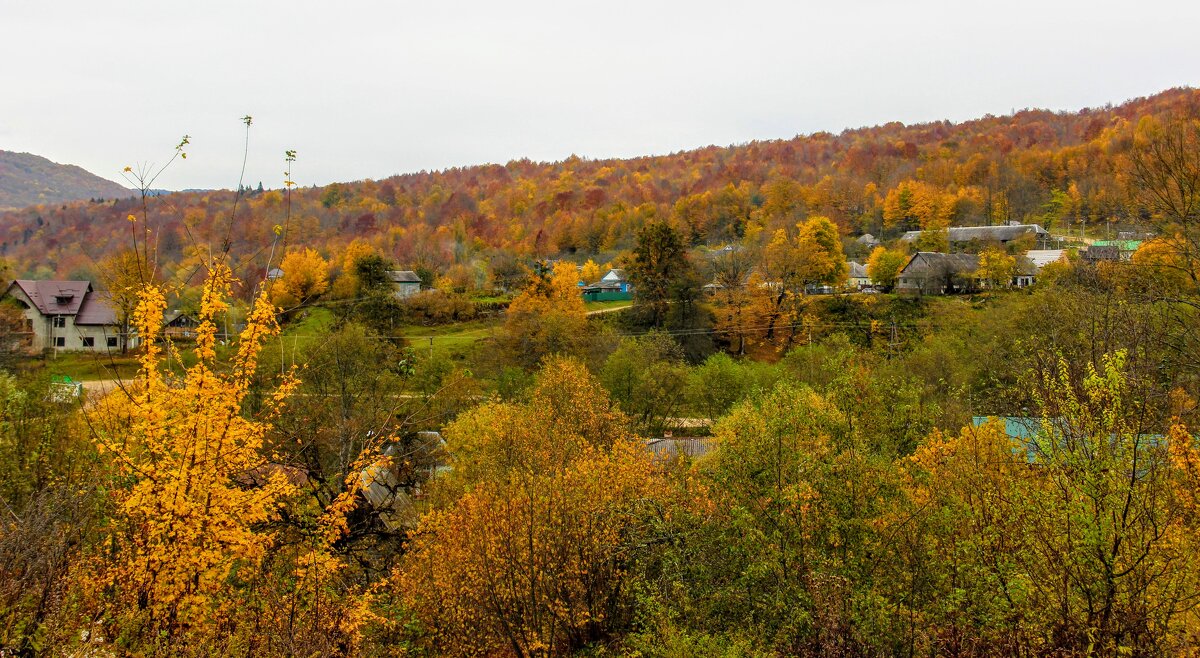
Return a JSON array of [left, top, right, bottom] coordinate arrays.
[[901, 224, 1048, 243], [386, 270, 422, 283], [1092, 239, 1142, 251], [900, 252, 979, 274], [645, 437, 714, 460], [1025, 249, 1066, 268]]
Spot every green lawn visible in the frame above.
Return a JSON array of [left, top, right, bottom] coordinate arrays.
[[40, 351, 141, 382], [584, 299, 634, 313], [397, 317, 502, 358]]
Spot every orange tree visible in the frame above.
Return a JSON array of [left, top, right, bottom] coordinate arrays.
[[396, 357, 670, 656]]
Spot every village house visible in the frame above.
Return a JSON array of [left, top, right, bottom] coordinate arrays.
[[385, 270, 422, 299], [581, 268, 633, 301], [855, 233, 881, 251], [163, 310, 200, 339], [1088, 239, 1141, 261], [896, 252, 980, 294], [847, 261, 871, 290], [3, 280, 134, 352]]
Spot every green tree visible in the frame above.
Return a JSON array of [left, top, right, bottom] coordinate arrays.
[[627, 220, 696, 327]]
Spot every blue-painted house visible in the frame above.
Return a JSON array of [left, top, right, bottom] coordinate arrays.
[[581, 268, 633, 301]]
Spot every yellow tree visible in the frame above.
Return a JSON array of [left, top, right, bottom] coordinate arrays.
[[1132, 236, 1198, 293], [866, 246, 909, 291], [96, 248, 155, 353], [87, 265, 300, 640], [580, 258, 602, 283], [763, 215, 847, 293], [330, 238, 378, 298], [976, 246, 1015, 289], [270, 248, 331, 308], [499, 261, 588, 367], [882, 180, 953, 231], [397, 358, 665, 656], [1127, 114, 1200, 293]]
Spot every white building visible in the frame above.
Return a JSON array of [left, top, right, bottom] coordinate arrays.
[[4, 280, 134, 352]]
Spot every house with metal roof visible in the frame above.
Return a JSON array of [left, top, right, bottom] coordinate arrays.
[[385, 270, 422, 299], [3, 280, 135, 352], [846, 261, 870, 289], [1024, 249, 1067, 269], [1090, 239, 1142, 261], [896, 252, 980, 294], [581, 268, 633, 301]]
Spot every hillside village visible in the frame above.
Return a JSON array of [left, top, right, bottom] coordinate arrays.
[[1, 88, 1199, 657]]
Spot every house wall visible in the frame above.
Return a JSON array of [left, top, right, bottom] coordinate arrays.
[[391, 282, 421, 299], [8, 288, 130, 353]]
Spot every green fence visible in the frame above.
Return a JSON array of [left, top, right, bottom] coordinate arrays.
[[581, 291, 632, 302]]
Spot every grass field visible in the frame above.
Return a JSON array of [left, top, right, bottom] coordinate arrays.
[[584, 299, 633, 313], [397, 317, 502, 359], [39, 351, 141, 382]]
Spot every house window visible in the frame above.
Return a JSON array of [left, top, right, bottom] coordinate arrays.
[[106, 337, 118, 348], [82, 337, 94, 348], [52, 316, 66, 328], [54, 336, 65, 348]]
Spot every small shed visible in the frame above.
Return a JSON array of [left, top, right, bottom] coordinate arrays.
[[385, 270, 422, 299]]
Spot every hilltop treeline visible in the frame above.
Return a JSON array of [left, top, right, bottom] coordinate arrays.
[[3, 88, 1198, 288]]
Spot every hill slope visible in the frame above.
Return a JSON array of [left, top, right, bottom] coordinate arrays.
[[0, 151, 130, 210], [0, 87, 1197, 283]]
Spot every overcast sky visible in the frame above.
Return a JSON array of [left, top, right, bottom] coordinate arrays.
[[3, 0, 1198, 191]]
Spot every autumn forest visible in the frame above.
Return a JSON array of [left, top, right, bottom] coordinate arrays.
[[1, 87, 1200, 657]]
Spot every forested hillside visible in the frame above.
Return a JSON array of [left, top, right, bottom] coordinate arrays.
[[2, 88, 1197, 285], [3, 86, 1200, 657], [0, 150, 130, 210]]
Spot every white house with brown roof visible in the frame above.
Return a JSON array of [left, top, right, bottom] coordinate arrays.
[[3, 280, 134, 352]]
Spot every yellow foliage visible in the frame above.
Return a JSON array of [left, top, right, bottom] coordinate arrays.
[[499, 264, 588, 366], [397, 358, 662, 657], [581, 258, 602, 283], [270, 247, 331, 307], [87, 265, 299, 635]]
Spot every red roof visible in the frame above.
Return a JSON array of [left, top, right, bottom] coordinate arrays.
[[75, 291, 118, 326], [7, 280, 119, 325], [9, 280, 92, 315]]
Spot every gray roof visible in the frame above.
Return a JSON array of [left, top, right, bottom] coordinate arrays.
[[645, 437, 714, 461], [900, 224, 1049, 243], [386, 270, 422, 283], [582, 280, 622, 292], [847, 261, 868, 279], [601, 268, 627, 282], [856, 233, 881, 245], [900, 252, 979, 275]]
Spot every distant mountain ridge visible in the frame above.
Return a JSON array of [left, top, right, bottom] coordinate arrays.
[[0, 150, 131, 210]]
